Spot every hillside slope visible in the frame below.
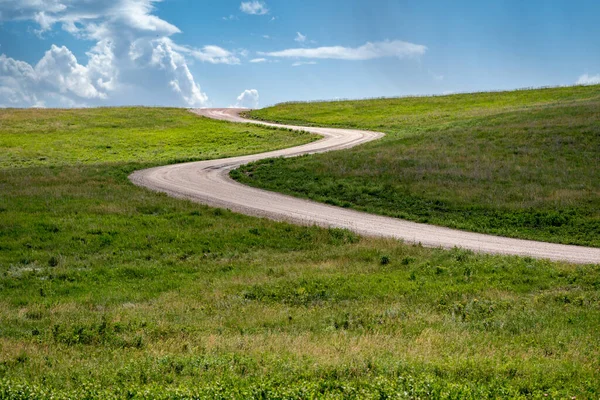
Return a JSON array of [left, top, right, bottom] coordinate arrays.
[[242, 85, 600, 246], [1, 107, 599, 398]]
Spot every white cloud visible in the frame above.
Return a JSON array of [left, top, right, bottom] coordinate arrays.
[[0, 0, 238, 107], [222, 14, 237, 21], [292, 61, 317, 67], [240, 1, 269, 15], [294, 32, 306, 43], [148, 39, 208, 106], [32, 11, 57, 36], [0, 44, 112, 107], [0, 54, 42, 106], [576, 73, 600, 85], [234, 89, 259, 108], [260, 39, 427, 61], [35, 44, 106, 99], [113, 1, 181, 35], [250, 58, 267, 63], [169, 42, 240, 65], [86, 39, 118, 92]]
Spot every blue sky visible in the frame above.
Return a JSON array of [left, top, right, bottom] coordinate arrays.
[[1, 0, 599, 108]]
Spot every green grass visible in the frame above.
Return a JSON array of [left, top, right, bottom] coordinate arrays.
[[1, 107, 599, 399], [241, 85, 600, 247], [0, 107, 315, 168]]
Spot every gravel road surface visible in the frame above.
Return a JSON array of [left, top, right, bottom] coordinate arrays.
[[129, 108, 600, 264]]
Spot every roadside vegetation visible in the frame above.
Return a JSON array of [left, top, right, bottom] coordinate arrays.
[[241, 85, 600, 247], [1, 107, 599, 398]]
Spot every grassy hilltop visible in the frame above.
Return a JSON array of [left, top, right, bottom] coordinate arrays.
[[242, 85, 600, 246], [0, 106, 599, 398]]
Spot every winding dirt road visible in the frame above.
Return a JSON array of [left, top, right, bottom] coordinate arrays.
[[129, 108, 600, 264]]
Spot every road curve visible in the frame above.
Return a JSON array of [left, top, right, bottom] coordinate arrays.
[[129, 108, 600, 264]]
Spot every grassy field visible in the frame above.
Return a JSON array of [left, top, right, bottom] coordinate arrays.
[[241, 85, 600, 247], [0, 107, 316, 169], [1, 107, 599, 399]]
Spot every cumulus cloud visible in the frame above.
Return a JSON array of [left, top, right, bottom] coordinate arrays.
[[234, 89, 259, 108], [147, 39, 209, 106], [0, 54, 42, 106], [250, 58, 267, 63], [0, 43, 114, 107], [576, 73, 600, 85], [0, 0, 236, 107], [240, 1, 269, 15], [260, 40, 427, 61], [36, 45, 106, 99]]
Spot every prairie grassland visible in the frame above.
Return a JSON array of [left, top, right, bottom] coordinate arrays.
[[243, 85, 600, 246], [0, 107, 315, 168], [0, 107, 599, 399]]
